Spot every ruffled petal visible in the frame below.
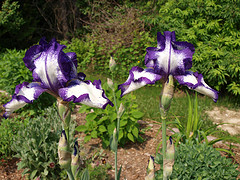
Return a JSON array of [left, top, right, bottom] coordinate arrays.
[[174, 71, 219, 102], [118, 66, 162, 97], [3, 82, 46, 118], [59, 79, 113, 109], [23, 38, 77, 93], [145, 31, 195, 76]]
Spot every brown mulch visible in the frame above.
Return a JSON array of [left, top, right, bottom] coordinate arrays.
[[0, 105, 240, 180]]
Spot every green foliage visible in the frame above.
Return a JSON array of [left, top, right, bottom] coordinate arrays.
[[0, 49, 31, 93], [155, 143, 240, 179], [11, 106, 74, 179], [0, 49, 56, 115], [88, 164, 110, 180], [0, 115, 28, 158], [76, 82, 144, 148], [0, 0, 24, 36], [170, 92, 239, 154], [142, 0, 240, 96], [63, 3, 155, 79]]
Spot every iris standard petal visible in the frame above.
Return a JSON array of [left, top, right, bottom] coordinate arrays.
[[118, 66, 162, 97], [23, 38, 77, 93], [3, 82, 46, 118], [174, 71, 219, 102], [145, 31, 195, 76], [58, 79, 113, 109]]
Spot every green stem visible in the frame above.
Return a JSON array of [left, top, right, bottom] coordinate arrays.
[[67, 168, 75, 180], [161, 111, 167, 180], [111, 73, 119, 180], [162, 114, 167, 159]]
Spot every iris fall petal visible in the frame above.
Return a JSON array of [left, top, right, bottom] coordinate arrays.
[[175, 71, 219, 102], [118, 66, 162, 96], [3, 82, 46, 118], [59, 79, 113, 109]]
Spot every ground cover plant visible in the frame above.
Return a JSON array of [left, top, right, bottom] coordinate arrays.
[[155, 143, 240, 179], [11, 106, 66, 179]]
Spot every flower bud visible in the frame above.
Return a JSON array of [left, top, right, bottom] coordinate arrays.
[[109, 56, 116, 72], [107, 78, 114, 90], [160, 75, 174, 113], [110, 128, 118, 152], [145, 156, 155, 180], [71, 141, 81, 177], [163, 136, 175, 178], [58, 130, 71, 169], [117, 103, 125, 119]]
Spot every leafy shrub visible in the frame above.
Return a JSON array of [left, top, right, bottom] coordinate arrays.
[[76, 82, 144, 148], [0, 49, 56, 115], [0, 115, 28, 158], [63, 3, 155, 79], [12, 106, 75, 179], [142, 0, 240, 96], [0, 49, 31, 93], [155, 143, 240, 179]]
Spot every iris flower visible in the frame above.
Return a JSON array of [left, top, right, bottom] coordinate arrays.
[[3, 38, 113, 118], [119, 31, 218, 102]]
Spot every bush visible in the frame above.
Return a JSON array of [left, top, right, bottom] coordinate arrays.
[[142, 0, 240, 96], [11, 106, 75, 179], [76, 82, 144, 148], [0, 115, 28, 158], [0, 49, 31, 93], [63, 4, 155, 79], [155, 143, 240, 179]]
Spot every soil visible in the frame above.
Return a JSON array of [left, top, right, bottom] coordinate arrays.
[[0, 105, 240, 180]]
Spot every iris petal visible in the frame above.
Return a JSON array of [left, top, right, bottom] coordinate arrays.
[[59, 79, 113, 109], [145, 31, 195, 76], [175, 71, 219, 102], [23, 38, 77, 92], [3, 82, 46, 118], [118, 66, 162, 97]]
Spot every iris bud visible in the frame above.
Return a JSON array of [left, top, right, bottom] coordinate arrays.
[[163, 136, 175, 178], [109, 56, 116, 72], [145, 156, 155, 180], [110, 128, 118, 152], [58, 130, 71, 169], [117, 103, 125, 119], [71, 141, 81, 177], [160, 75, 174, 113], [107, 78, 114, 90]]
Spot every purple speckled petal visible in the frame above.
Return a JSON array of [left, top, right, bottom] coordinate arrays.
[[118, 66, 162, 97], [23, 38, 78, 93], [174, 71, 219, 102], [59, 79, 113, 109], [3, 82, 46, 118], [66, 52, 77, 68], [144, 31, 195, 76]]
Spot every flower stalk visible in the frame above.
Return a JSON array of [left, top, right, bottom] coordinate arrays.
[[160, 75, 174, 180], [109, 57, 124, 180]]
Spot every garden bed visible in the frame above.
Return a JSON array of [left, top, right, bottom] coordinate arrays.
[[0, 106, 240, 179]]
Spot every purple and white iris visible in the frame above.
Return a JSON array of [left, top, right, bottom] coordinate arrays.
[[3, 38, 113, 118], [119, 31, 218, 102]]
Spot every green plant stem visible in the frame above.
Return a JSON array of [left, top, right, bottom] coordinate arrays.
[[161, 111, 167, 180], [67, 168, 75, 180], [162, 114, 167, 159], [111, 73, 119, 180]]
